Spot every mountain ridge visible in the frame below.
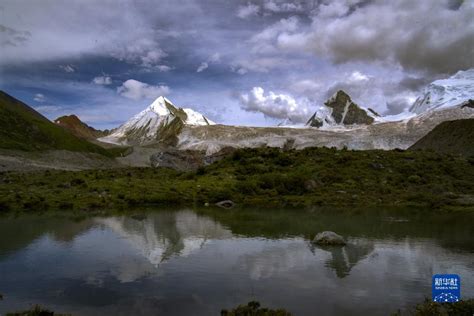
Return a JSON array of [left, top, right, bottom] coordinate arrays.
[[54, 114, 110, 140], [410, 68, 474, 114], [99, 96, 215, 146], [0, 90, 110, 155]]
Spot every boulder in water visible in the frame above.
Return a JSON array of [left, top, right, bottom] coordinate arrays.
[[312, 231, 346, 245]]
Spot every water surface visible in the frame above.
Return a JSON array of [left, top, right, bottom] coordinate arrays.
[[0, 208, 473, 315]]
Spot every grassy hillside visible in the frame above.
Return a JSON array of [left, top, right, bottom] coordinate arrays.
[[1, 147, 473, 212], [0, 91, 110, 156], [410, 119, 474, 156]]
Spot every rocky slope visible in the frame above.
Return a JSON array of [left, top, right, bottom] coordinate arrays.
[[54, 114, 109, 140], [177, 104, 474, 155], [306, 90, 375, 127], [99, 96, 215, 146], [410, 119, 474, 156]]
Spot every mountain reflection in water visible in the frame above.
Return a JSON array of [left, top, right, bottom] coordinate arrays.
[[0, 208, 473, 316]]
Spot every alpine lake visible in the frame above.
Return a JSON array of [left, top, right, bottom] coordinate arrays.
[[0, 207, 473, 315]]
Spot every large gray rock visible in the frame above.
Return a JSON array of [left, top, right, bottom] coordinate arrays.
[[150, 148, 204, 171], [215, 200, 235, 209], [150, 147, 236, 171], [204, 146, 236, 165], [312, 231, 346, 246]]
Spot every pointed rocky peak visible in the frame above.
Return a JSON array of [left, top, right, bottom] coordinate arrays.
[[305, 90, 374, 128], [324, 90, 374, 126], [326, 90, 352, 106]]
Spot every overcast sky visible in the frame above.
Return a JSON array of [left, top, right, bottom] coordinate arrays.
[[1, 0, 473, 128]]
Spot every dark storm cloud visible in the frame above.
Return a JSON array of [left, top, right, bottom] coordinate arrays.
[[302, 0, 474, 75], [398, 77, 432, 92], [0, 24, 31, 47], [0, 0, 472, 127]]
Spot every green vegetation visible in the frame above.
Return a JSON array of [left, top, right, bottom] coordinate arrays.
[[0, 91, 111, 156], [392, 298, 474, 316], [410, 119, 474, 156], [221, 301, 292, 316], [0, 146, 473, 212], [6, 305, 70, 316]]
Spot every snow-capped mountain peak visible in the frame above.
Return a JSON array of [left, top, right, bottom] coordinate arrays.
[[98, 96, 215, 145], [148, 96, 174, 116], [410, 68, 474, 114]]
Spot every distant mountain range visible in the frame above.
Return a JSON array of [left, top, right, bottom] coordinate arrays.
[[0, 68, 473, 170], [91, 69, 474, 153]]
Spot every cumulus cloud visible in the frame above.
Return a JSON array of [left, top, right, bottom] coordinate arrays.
[[237, 2, 260, 19], [305, 0, 474, 74], [250, 16, 300, 54], [245, 1, 473, 75], [59, 64, 75, 73], [348, 71, 370, 82], [156, 65, 172, 72], [263, 0, 304, 13], [110, 38, 167, 68], [117, 79, 170, 100], [33, 93, 46, 102], [197, 62, 209, 73], [196, 53, 220, 72], [92, 75, 112, 85], [238, 87, 312, 123]]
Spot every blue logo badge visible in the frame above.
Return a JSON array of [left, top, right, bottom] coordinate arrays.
[[432, 274, 460, 302]]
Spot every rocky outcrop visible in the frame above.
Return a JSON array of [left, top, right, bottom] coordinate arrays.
[[150, 148, 204, 171], [204, 146, 236, 165], [150, 147, 236, 171], [312, 231, 346, 246], [306, 113, 324, 127], [54, 115, 109, 140], [461, 99, 474, 109], [325, 90, 374, 125], [215, 200, 235, 209]]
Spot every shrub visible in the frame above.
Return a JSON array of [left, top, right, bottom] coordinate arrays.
[[207, 188, 234, 202], [70, 178, 85, 186], [221, 301, 292, 316], [408, 175, 422, 184]]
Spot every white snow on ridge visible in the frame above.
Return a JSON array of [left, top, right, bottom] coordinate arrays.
[[98, 96, 215, 145], [410, 68, 474, 114], [183, 108, 215, 125]]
